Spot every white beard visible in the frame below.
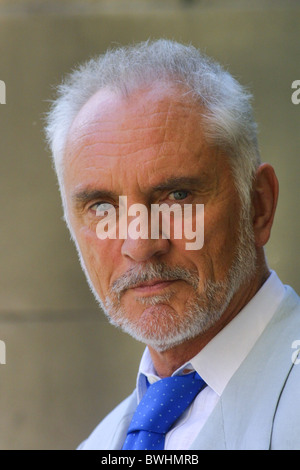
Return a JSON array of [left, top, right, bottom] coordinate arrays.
[[73, 210, 257, 352]]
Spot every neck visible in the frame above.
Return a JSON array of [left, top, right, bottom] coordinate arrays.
[[148, 264, 270, 378]]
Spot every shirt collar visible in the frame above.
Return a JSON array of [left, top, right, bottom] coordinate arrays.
[[137, 271, 286, 400]]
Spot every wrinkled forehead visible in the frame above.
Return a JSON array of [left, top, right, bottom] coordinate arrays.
[[61, 82, 230, 206], [65, 82, 202, 150]]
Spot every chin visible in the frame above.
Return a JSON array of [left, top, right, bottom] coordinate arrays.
[[102, 296, 225, 352]]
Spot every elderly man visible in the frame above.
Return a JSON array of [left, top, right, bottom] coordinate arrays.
[[45, 40, 300, 450]]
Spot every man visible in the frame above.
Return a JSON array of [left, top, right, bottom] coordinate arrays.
[[45, 40, 300, 450]]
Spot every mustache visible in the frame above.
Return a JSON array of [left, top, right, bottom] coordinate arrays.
[[110, 262, 199, 299]]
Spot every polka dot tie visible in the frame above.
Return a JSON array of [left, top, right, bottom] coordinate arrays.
[[122, 371, 206, 450]]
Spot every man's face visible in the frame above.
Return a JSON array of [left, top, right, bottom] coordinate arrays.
[[63, 84, 256, 352]]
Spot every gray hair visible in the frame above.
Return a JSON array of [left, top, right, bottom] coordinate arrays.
[[45, 39, 261, 216]]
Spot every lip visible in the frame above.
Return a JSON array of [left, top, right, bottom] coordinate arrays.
[[131, 279, 177, 294]]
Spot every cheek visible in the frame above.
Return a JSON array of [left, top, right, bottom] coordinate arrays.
[[186, 203, 241, 281], [205, 208, 241, 262], [75, 227, 120, 296]]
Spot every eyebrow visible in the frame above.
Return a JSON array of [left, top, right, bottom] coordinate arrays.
[[71, 176, 204, 210], [151, 176, 204, 192], [72, 189, 118, 209]]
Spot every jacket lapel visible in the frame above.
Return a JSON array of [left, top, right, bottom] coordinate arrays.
[[79, 390, 137, 450], [106, 391, 137, 449], [189, 399, 226, 450], [190, 287, 300, 450]]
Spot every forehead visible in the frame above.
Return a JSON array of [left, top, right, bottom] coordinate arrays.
[[66, 84, 201, 146], [64, 84, 220, 194]]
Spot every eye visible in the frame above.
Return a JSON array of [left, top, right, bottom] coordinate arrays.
[[90, 202, 115, 216], [168, 190, 189, 201]]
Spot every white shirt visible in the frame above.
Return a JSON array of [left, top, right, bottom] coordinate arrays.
[[136, 271, 286, 450]]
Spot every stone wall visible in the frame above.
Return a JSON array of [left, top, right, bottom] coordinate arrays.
[[0, 0, 299, 449]]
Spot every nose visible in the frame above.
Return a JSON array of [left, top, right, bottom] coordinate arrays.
[[121, 235, 170, 262]]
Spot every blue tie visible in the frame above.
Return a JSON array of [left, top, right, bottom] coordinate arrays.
[[122, 371, 206, 450]]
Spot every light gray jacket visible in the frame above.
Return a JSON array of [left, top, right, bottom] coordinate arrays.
[[78, 286, 300, 450]]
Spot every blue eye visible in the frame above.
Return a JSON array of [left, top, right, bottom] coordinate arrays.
[[169, 190, 189, 201], [93, 202, 115, 216]]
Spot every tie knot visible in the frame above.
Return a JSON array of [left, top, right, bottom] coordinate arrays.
[[127, 371, 205, 435]]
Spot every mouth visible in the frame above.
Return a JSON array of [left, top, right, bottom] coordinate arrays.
[[130, 279, 177, 294]]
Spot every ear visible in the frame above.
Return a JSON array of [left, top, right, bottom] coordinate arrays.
[[251, 163, 279, 247]]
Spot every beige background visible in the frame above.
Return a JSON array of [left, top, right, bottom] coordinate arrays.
[[0, 0, 299, 449]]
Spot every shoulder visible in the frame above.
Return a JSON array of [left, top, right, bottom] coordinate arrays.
[[77, 390, 137, 450], [270, 286, 300, 449], [271, 355, 300, 449]]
